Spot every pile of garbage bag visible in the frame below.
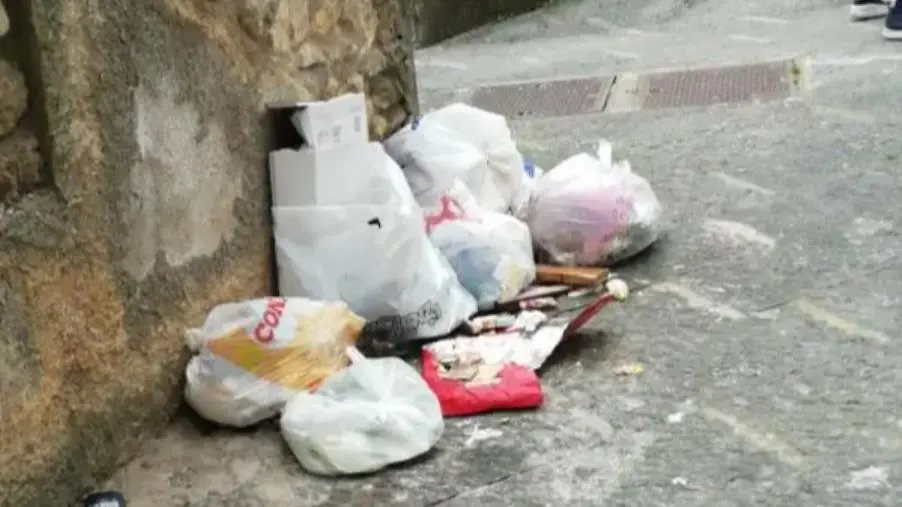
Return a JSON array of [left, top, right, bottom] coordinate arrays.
[[181, 93, 663, 478], [382, 106, 536, 310]]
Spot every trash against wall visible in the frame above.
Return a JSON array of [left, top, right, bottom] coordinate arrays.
[[281, 347, 444, 476], [183, 297, 364, 427], [269, 95, 476, 347]]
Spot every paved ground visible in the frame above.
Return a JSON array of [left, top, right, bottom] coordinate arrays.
[[109, 0, 902, 505]]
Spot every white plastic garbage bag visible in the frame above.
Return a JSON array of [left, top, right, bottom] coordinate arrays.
[[280, 347, 444, 476], [272, 143, 476, 345], [426, 103, 525, 213], [424, 181, 535, 308], [184, 298, 364, 427], [527, 139, 663, 266], [384, 105, 526, 214], [382, 117, 487, 203]]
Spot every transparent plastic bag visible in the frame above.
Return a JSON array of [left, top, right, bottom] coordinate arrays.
[[424, 181, 536, 308], [426, 103, 525, 213], [383, 118, 487, 203], [385, 105, 526, 213], [184, 298, 364, 427], [272, 144, 476, 345], [433, 212, 535, 309], [527, 139, 662, 266], [280, 348, 444, 476]]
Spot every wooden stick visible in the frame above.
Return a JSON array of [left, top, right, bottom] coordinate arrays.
[[535, 265, 608, 287]]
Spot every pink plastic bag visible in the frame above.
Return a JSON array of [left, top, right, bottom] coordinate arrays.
[[526, 139, 662, 266]]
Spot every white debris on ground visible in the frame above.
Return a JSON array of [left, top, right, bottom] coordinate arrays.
[[845, 466, 889, 490]]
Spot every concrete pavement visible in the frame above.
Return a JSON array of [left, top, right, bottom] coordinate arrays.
[[109, 1, 902, 505]]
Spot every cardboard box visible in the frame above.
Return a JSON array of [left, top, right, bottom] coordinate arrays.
[[269, 142, 398, 208], [267, 93, 367, 151]]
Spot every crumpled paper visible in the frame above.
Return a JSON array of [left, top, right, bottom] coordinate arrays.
[[426, 311, 564, 373]]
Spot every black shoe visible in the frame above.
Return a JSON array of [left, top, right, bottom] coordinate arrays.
[[851, 0, 890, 21], [884, 1, 902, 39]]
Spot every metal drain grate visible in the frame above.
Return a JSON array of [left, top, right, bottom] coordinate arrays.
[[468, 77, 614, 119], [460, 59, 799, 118], [641, 61, 791, 110]]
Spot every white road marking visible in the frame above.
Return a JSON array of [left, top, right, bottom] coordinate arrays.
[[794, 299, 890, 344], [652, 283, 746, 320], [701, 407, 807, 470], [703, 219, 777, 251], [710, 172, 775, 196], [622, 28, 665, 36], [418, 58, 469, 70], [809, 105, 878, 124], [729, 34, 772, 43], [601, 48, 640, 59], [813, 54, 902, 66], [740, 15, 790, 25]]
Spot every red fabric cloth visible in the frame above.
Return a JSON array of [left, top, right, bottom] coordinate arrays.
[[421, 349, 544, 417]]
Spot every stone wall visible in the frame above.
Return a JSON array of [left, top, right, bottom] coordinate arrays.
[[414, 0, 552, 47], [0, 0, 417, 505]]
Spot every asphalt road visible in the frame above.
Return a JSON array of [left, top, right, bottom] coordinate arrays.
[[111, 1, 902, 505]]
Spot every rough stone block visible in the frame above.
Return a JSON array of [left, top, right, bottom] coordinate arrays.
[[0, 59, 26, 136], [0, 189, 75, 250], [0, 128, 41, 200], [0, 280, 40, 396], [237, 0, 311, 53], [0, 0, 417, 505]]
